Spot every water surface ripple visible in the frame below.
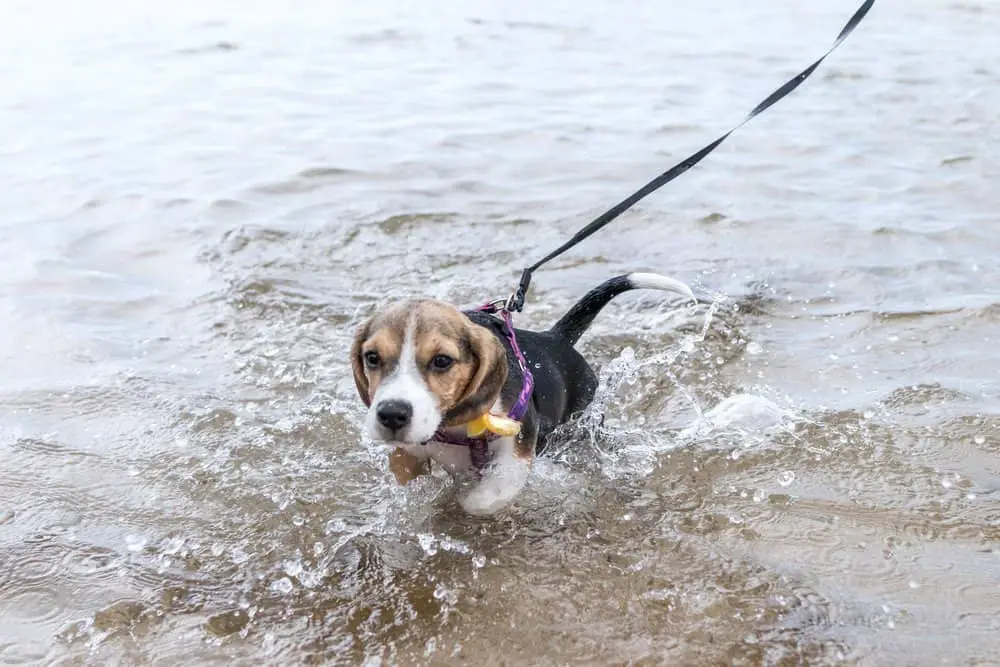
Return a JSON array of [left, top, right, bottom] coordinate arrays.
[[1, 0, 999, 665]]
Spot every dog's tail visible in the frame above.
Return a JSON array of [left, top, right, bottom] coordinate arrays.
[[548, 273, 695, 346]]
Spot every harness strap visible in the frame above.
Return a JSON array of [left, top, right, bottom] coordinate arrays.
[[431, 303, 535, 470]]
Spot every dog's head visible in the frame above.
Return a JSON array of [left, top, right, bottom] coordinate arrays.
[[351, 300, 508, 444]]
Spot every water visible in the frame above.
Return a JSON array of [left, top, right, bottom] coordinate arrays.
[[2, 0, 999, 664]]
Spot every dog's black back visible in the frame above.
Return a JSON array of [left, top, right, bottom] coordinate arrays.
[[464, 272, 693, 451], [463, 312, 596, 449], [516, 328, 598, 446]]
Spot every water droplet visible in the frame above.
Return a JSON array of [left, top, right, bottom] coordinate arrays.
[[432, 584, 456, 605], [778, 471, 795, 487], [283, 559, 303, 578], [163, 536, 185, 556], [974, 435, 986, 445], [745, 341, 763, 355], [940, 477, 953, 489], [908, 580, 920, 589], [325, 518, 348, 534], [313, 541, 325, 556], [622, 513, 633, 521], [299, 569, 323, 589], [292, 515, 304, 527], [417, 533, 438, 555], [752, 489, 766, 503], [887, 335, 900, 342], [125, 535, 147, 553], [270, 577, 293, 594], [472, 555, 486, 569], [438, 536, 471, 554]]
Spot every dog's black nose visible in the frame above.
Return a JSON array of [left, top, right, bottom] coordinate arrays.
[[376, 400, 412, 431]]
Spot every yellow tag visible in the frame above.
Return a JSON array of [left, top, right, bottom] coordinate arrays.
[[466, 413, 521, 438]]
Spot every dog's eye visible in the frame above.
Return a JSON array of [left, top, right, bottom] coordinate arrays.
[[363, 351, 380, 369], [429, 354, 454, 371]]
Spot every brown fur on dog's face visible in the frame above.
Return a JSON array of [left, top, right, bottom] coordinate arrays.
[[350, 305, 406, 408], [351, 300, 508, 439]]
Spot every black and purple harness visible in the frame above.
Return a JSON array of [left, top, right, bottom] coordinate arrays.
[[432, 302, 534, 470]]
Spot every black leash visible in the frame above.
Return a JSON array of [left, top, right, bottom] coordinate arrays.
[[506, 0, 875, 313]]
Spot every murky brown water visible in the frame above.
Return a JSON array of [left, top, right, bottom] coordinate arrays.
[[2, 0, 999, 664]]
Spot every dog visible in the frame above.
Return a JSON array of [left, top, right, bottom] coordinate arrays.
[[351, 273, 694, 515]]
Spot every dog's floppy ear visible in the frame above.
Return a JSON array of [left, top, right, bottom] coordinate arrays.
[[444, 323, 508, 426], [350, 318, 373, 406]]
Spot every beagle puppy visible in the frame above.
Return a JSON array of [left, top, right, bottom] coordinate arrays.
[[351, 273, 694, 515]]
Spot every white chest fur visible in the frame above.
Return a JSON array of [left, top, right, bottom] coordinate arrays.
[[396, 434, 529, 516]]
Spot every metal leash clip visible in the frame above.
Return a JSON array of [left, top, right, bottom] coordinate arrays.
[[480, 297, 510, 313], [503, 293, 519, 313], [503, 270, 531, 313]]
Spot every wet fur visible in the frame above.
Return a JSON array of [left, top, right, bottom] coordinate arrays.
[[351, 273, 694, 514]]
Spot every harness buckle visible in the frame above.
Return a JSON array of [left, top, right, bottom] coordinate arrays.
[[481, 297, 510, 313]]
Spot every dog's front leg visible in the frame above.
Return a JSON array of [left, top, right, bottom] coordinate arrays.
[[458, 436, 533, 516], [389, 447, 430, 485]]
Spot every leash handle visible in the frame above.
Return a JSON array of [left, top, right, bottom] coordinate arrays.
[[509, 0, 875, 313]]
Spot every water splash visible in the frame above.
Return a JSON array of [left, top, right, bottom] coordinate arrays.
[[678, 393, 800, 446], [545, 295, 726, 479]]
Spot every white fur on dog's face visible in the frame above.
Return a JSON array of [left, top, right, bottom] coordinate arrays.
[[351, 300, 508, 445], [363, 319, 441, 443]]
